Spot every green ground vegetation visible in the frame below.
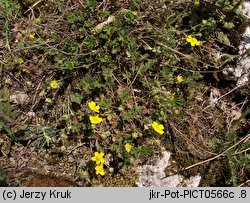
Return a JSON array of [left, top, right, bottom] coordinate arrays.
[[0, 0, 249, 186]]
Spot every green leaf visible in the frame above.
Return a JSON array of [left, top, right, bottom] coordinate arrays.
[[192, 72, 202, 80], [70, 93, 83, 104], [0, 120, 13, 139], [0, 88, 9, 101], [0, 120, 6, 131], [86, 0, 97, 10], [64, 60, 74, 70], [67, 13, 78, 24], [217, 32, 231, 46], [0, 102, 12, 117], [77, 75, 103, 94], [224, 22, 234, 29], [83, 36, 98, 49], [98, 54, 110, 63], [71, 122, 80, 133], [245, 154, 250, 160]]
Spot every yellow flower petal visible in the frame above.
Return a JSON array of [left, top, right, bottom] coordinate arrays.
[[89, 115, 103, 124], [132, 132, 138, 138], [152, 121, 164, 134], [82, 170, 88, 176], [28, 33, 35, 40], [174, 109, 180, 115], [177, 75, 184, 83], [202, 19, 207, 24], [88, 101, 100, 113], [18, 58, 24, 64], [91, 152, 105, 165], [35, 18, 41, 24], [50, 80, 59, 89], [45, 98, 52, 103], [95, 164, 105, 176], [194, 0, 199, 6], [125, 143, 132, 153], [169, 93, 175, 102], [186, 35, 200, 47]]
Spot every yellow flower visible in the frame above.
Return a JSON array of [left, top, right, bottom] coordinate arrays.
[[132, 132, 142, 138], [125, 143, 132, 153], [50, 80, 59, 89], [132, 132, 138, 138], [177, 75, 184, 83], [45, 98, 52, 104], [35, 18, 41, 24], [18, 58, 24, 64], [169, 93, 175, 102], [89, 115, 103, 124], [82, 170, 88, 176], [202, 19, 207, 24], [186, 35, 200, 47], [88, 101, 100, 113], [91, 152, 105, 165], [152, 121, 164, 134], [174, 109, 180, 115], [28, 33, 35, 40], [194, 0, 199, 6], [95, 164, 105, 176]]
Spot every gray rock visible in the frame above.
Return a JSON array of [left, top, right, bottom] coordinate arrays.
[[136, 151, 201, 187]]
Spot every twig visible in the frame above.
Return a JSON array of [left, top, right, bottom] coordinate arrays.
[[170, 122, 217, 156], [157, 41, 220, 69], [238, 179, 250, 187], [47, 62, 96, 70], [129, 65, 143, 87], [184, 133, 250, 170], [24, 0, 45, 14], [67, 143, 86, 156], [76, 0, 85, 8], [240, 96, 248, 111], [168, 64, 224, 73], [5, 29, 11, 52], [202, 83, 248, 112], [233, 148, 250, 155], [40, 38, 90, 57], [217, 84, 246, 101], [157, 42, 189, 58], [31, 75, 46, 109]]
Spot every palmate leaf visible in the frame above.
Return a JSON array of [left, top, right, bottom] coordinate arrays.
[[70, 93, 83, 104], [237, 154, 250, 169], [0, 120, 13, 139], [217, 32, 231, 46], [0, 102, 12, 117], [0, 88, 10, 101], [77, 75, 103, 93]]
